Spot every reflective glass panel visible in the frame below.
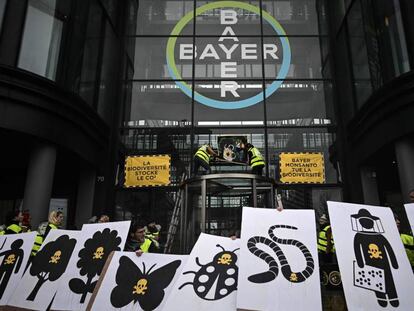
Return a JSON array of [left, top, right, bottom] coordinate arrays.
[[193, 80, 265, 122], [262, 0, 318, 35], [265, 80, 329, 122], [18, 0, 63, 80], [134, 37, 194, 80], [195, 0, 261, 36], [263, 37, 321, 79], [127, 81, 192, 126], [133, 0, 194, 35]]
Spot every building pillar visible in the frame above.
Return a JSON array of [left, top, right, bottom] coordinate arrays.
[[360, 166, 380, 205], [22, 142, 56, 228], [75, 164, 96, 229], [395, 138, 414, 203]]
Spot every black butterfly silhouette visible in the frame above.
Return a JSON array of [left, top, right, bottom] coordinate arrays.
[[110, 256, 181, 311]]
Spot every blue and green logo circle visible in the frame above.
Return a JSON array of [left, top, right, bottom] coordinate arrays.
[[166, 1, 291, 110]]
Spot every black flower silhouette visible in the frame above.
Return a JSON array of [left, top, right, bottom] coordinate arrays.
[[27, 235, 76, 301], [69, 228, 121, 303]]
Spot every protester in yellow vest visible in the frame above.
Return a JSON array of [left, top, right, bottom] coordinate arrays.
[[400, 233, 414, 267], [241, 142, 265, 175], [193, 144, 218, 176], [2, 210, 24, 235], [44, 211, 63, 239], [125, 220, 159, 256], [145, 221, 161, 249], [394, 214, 414, 267], [31, 211, 63, 258], [318, 214, 335, 263], [31, 234, 44, 257]]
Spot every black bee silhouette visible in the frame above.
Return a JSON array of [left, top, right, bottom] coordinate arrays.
[[110, 256, 181, 311], [179, 244, 239, 301]]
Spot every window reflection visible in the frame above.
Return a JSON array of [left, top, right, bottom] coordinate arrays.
[[0, 0, 7, 33], [134, 0, 194, 35], [18, 0, 65, 80], [347, 1, 372, 108]]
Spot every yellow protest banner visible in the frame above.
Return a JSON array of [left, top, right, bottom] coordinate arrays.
[[279, 152, 325, 184], [124, 155, 171, 187]]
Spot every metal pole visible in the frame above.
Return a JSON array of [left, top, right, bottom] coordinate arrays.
[[270, 185, 275, 209], [201, 179, 206, 232], [252, 178, 257, 207], [184, 184, 189, 253]]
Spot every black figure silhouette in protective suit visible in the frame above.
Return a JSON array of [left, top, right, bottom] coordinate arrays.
[[0, 239, 24, 299], [353, 209, 399, 308]]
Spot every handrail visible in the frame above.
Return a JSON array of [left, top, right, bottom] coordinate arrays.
[[181, 173, 277, 187]]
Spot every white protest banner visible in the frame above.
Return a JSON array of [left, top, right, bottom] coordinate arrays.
[[0, 232, 36, 306], [8, 229, 79, 310], [162, 233, 239, 311], [328, 201, 414, 310], [403, 203, 414, 234], [88, 252, 187, 311], [237, 207, 321, 311], [52, 221, 130, 311]]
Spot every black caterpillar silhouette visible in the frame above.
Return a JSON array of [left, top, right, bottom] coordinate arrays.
[[247, 224, 314, 283]]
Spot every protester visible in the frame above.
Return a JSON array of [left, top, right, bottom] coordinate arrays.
[[394, 214, 414, 268], [125, 220, 159, 256], [240, 140, 265, 175], [3, 210, 24, 235], [409, 189, 414, 203], [21, 210, 32, 232], [44, 211, 63, 239], [229, 230, 240, 240], [193, 144, 218, 176], [145, 221, 161, 246], [98, 215, 110, 223], [317, 214, 335, 263]]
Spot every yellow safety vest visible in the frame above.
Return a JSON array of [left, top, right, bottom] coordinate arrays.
[[145, 233, 160, 248], [31, 234, 44, 256], [6, 224, 22, 234], [318, 225, 335, 253], [140, 238, 153, 253], [401, 234, 414, 266], [195, 145, 211, 164], [49, 223, 58, 230], [248, 147, 265, 168]]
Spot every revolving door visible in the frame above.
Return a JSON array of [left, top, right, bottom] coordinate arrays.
[[179, 173, 277, 253]]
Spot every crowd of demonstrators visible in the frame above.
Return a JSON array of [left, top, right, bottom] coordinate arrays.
[[124, 220, 161, 256], [0, 209, 164, 256]]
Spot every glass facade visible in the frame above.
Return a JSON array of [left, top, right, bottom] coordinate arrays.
[[331, 0, 411, 112], [120, 0, 339, 221]]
